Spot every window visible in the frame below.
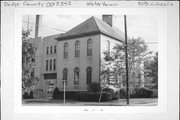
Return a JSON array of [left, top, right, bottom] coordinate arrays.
[[64, 43, 68, 58], [63, 68, 68, 84], [50, 60, 52, 71], [86, 67, 92, 85], [46, 60, 48, 71], [53, 59, 56, 70], [74, 67, 79, 85], [75, 41, 80, 57], [47, 47, 49, 55], [87, 39, 92, 56], [50, 46, 53, 54], [54, 46, 56, 54]]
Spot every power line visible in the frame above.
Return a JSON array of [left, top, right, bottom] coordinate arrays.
[[22, 20, 67, 32], [22, 21, 158, 45]]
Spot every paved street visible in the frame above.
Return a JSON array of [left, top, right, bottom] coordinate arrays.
[[23, 98, 158, 106]]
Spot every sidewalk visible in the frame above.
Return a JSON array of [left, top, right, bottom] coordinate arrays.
[[23, 98, 158, 106]]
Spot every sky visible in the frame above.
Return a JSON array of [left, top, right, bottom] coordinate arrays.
[[22, 15, 158, 52]]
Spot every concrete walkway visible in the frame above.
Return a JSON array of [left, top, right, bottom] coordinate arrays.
[[23, 98, 158, 106]]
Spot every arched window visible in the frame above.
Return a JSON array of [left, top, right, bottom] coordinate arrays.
[[75, 41, 80, 57], [64, 43, 68, 58], [50, 46, 53, 54], [63, 68, 68, 84], [46, 60, 48, 71], [74, 67, 79, 85], [87, 39, 92, 56], [54, 46, 56, 54], [86, 67, 92, 85], [53, 59, 56, 70], [50, 60, 52, 71]]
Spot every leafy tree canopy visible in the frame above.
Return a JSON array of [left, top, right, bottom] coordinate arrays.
[[22, 29, 39, 92], [102, 37, 154, 88]]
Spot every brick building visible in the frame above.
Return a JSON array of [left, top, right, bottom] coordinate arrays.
[[32, 15, 125, 98]]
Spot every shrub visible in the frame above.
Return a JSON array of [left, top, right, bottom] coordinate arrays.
[[119, 88, 126, 99], [119, 87, 153, 98], [130, 87, 140, 98], [88, 82, 100, 92], [23, 91, 33, 99], [103, 88, 118, 100], [53, 88, 77, 100], [59, 91, 77, 99], [139, 88, 153, 98], [151, 89, 158, 98], [76, 92, 99, 101], [75, 91, 113, 102], [100, 92, 113, 102], [53, 87, 61, 99]]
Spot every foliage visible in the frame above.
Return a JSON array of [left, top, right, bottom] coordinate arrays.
[[53, 87, 61, 99], [144, 52, 158, 88], [75, 91, 113, 102], [53, 88, 77, 100], [130, 87, 153, 98], [23, 91, 33, 99], [103, 88, 119, 100], [102, 37, 152, 87], [88, 82, 101, 92], [151, 89, 158, 98], [22, 29, 39, 93], [119, 87, 153, 98]]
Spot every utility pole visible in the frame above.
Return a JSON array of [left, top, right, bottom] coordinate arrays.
[[124, 15, 129, 105]]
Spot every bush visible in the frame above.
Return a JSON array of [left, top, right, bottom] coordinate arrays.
[[88, 82, 100, 92], [100, 92, 113, 101], [23, 91, 33, 99], [119, 87, 153, 98], [53, 88, 77, 100], [119, 88, 126, 99], [139, 88, 153, 98], [151, 89, 158, 98], [60, 91, 77, 99], [76, 91, 113, 102], [103, 88, 118, 100], [53, 87, 61, 99]]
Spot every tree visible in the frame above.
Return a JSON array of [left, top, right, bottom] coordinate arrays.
[[144, 52, 158, 88], [22, 29, 39, 94], [102, 37, 152, 88]]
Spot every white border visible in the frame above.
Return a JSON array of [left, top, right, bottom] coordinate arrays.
[[14, 8, 167, 113], [2, 1, 179, 119]]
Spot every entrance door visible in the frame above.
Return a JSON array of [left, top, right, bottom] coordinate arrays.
[[46, 80, 55, 98]]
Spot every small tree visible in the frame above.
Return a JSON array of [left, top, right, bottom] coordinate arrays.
[[102, 37, 152, 88], [144, 52, 158, 88], [22, 29, 39, 95]]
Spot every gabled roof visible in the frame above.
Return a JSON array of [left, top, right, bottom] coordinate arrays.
[[56, 16, 125, 42]]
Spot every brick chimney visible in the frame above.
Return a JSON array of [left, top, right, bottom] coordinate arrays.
[[102, 15, 113, 27], [35, 15, 42, 38]]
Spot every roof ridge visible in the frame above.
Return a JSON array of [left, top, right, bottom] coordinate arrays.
[[65, 16, 95, 34], [92, 16, 101, 32], [56, 16, 125, 42]]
